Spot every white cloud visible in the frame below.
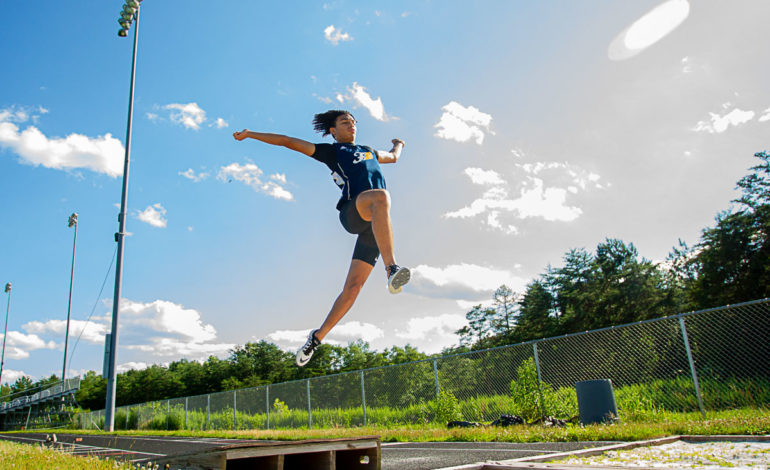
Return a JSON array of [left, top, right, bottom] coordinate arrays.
[[335, 82, 392, 121], [0, 369, 26, 385], [324, 25, 353, 45], [0, 106, 124, 177], [22, 298, 233, 364], [212, 117, 229, 129], [135, 203, 167, 228], [24, 319, 108, 345], [116, 362, 149, 373], [410, 263, 528, 300], [120, 299, 217, 343], [267, 321, 384, 347], [179, 168, 209, 182], [267, 329, 309, 345], [434, 101, 493, 145], [758, 107, 770, 123], [693, 108, 756, 134], [125, 338, 234, 359], [218, 162, 293, 201], [329, 321, 384, 343], [395, 314, 465, 341], [608, 0, 691, 61], [161, 102, 207, 130], [446, 162, 604, 232], [464, 167, 504, 185], [0, 331, 58, 360]]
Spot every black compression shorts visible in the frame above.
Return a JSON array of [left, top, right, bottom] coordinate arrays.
[[338, 198, 379, 266]]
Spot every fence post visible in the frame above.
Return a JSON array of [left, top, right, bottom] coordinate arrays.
[[166, 400, 170, 431], [307, 379, 312, 428], [532, 342, 547, 417], [233, 390, 237, 430], [206, 394, 211, 430], [679, 317, 706, 417], [360, 370, 367, 426], [433, 359, 440, 396], [184, 397, 188, 430], [265, 385, 270, 430]]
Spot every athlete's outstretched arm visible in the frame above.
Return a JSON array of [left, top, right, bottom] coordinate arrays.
[[233, 130, 315, 157], [376, 139, 405, 164]]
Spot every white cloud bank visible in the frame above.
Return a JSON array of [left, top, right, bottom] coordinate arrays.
[[0, 331, 58, 360], [267, 321, 384, 348], [135, 203, 167, 228], [434, 101, 493, 145], [410, 263, 528, 302], [25, 318, 109, 346], [0, 106, 124, 177], [218, 162, 293, 200], [25, 299, 234, 363], [324, 25, 353, 45], [395, 314, 465, 341], [445, 161, 605, 233], [336, 82, 392, 121]]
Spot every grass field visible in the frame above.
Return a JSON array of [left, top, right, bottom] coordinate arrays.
[[0, 440, 137, 469]]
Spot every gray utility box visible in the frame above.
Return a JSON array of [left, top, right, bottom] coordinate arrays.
[[576, 379, 619, 424]]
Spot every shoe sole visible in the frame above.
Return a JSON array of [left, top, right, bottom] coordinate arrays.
[[388, 267, 411, 294]]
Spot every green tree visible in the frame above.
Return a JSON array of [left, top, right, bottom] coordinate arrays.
[[491, 285, 518, 343], [515, 280, 557, 341], [455, 304, 497, 349], [686, 152, 770, 307]]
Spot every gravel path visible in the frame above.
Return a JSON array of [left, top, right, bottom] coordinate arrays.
[[556, 441, 770, 469]]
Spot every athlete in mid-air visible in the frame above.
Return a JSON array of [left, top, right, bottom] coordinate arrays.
[[233, 110, 410, 366]]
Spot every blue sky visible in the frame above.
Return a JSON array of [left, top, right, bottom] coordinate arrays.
[[1, 0, 769, 385]]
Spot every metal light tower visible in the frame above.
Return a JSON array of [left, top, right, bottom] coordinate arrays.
[[62, 213, 78, 389], [105, 0, 142, 432], [0, 283, 11, 388]]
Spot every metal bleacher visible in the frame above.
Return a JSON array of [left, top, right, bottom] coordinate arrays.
[[0, 377, 81, 430]]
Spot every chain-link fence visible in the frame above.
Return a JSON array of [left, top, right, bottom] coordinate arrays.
[[74, 298, 770, 430]]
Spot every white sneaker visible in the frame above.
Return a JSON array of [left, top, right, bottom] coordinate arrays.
[[387, 265, 410, 294], [296, 329, 321, 367]]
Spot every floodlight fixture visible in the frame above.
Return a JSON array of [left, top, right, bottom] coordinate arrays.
[[3, 283, 9, 294]]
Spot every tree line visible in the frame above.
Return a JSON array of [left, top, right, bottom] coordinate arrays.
[[2, 152, 768, 410], [450, 151, 770, 351]]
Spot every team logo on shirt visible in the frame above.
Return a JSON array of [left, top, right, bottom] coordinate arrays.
[[352, 151, 374, 164]]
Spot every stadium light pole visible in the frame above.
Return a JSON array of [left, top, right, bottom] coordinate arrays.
[[105, 0, 142, 432], [0, 283, 11, 388], [61, 213, 78, 389]]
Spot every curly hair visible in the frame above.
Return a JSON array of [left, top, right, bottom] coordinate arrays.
[[312, 110, 355, 137]]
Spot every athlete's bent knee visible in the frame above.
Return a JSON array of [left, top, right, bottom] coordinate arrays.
[[369, 189, 391, 209]]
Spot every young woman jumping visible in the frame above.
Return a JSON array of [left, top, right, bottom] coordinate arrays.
[[233, 110, 410, 366]]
